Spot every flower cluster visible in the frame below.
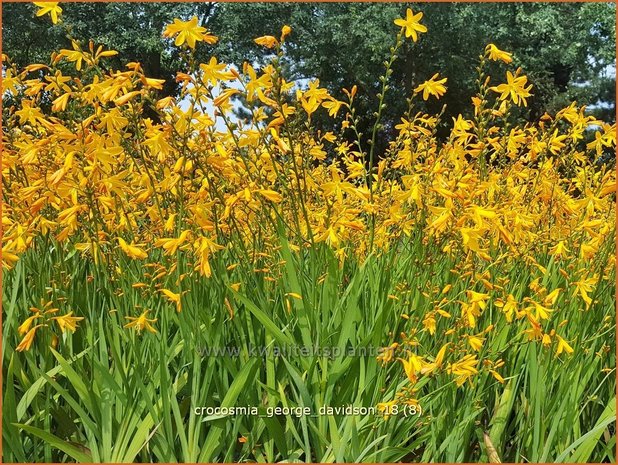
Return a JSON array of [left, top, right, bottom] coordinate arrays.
[[4, 6, 615, 405]]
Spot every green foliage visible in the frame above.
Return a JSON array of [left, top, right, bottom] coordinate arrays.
[[3, 234, 615, 462], [3, 2, 615, 128]]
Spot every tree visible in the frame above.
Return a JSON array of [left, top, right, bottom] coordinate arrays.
[[3, 2, 615, 139]]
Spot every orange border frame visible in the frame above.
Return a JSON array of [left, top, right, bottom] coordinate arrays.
[[0, 1, 615, 464]]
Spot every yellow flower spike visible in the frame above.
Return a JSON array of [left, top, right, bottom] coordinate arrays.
[[34, 2, 62, 24], [394, 8, 427, 42]]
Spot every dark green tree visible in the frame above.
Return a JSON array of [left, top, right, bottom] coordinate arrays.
[[3, 2, 615, 143]]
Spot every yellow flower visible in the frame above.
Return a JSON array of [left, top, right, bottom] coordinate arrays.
[[254, 35, 279, 49], [548, 240, 569, 258], [118, 238, 148, 260], [555, 335, 574, 356], [468, 335, 484, 352], [422, 314, 436, 335], [377, 343, 399, 364], [34, 2, 62, 24], [18, 313, 41, 336], [154, 230, 191, 255], [51, 311, 84, 333], [200, 57, 237, 86], [16, 324, 45, 352], [447, 354, 479, 387], [394, 8, 427, 42], [161, 289, 182, 312], [485, 44, 513, 64], [489, 370, 505, 383], [124, 311, 157, 334], [414, 73, 447, 100], [377, 400, 397, 419], [163, 17, 217, 49], [573, 275, 598, 309], [281, 25, 292, 40], [421, 343, 449, 375], [257, 189, 283, 203], [490, 70, 533, 106], [399, 353, 424, 383]]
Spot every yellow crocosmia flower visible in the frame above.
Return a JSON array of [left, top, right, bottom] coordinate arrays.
[[161, 289, 182, 312], [394, 8, 427, 42], [285, 292, 302, 300], [437, 309, 451, 318], [422, 343, 450, 375], [118, 238, 148, 260], [414, 73, 447, 101], [460, 227, 483, 254], [59, 41, 87, 71], [399, 354, 424, 383], [377, 400, 397, 418], [16, 324, 45, 352], [199, 57, 237, 86], [281, 25, 292, 40], [51, 93, 71, 112], [447, 354, 479, 387], [51, 311, 85, 333], [489, 370, 505, 384], [490, 70, 533, 106], [422, 314, 436, 335], [154, 230, 191, 255], [257, 189, 283, 203], [34, 2, 62, 24], [555, 335, 574, 356], [527, 300, 553, 320], [377, 343, 399, 364], [434, 343, 449, 368], [322, 98, 343, 117], [124, 311, 157, 334], [18, 313, 41, 335], [214, 88, 240, 107], [468, 335, 484, 352], [573, 275, 598, 309], [467, 291, 490, 310], [254, 35, 279, 48], [485, 44, 513, 64], [548, 240, 569, 258], [163, 17, 217, 49], [543, 288, 562, 307]]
